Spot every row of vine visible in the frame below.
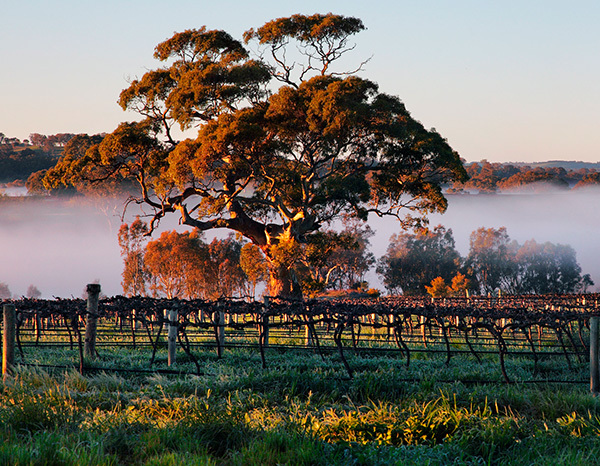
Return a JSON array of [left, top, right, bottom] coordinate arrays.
[[4, 294, 599, 382]]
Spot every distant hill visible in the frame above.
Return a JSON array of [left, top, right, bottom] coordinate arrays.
[[455, 160, 600, 193], [514, 161, 600, 171]]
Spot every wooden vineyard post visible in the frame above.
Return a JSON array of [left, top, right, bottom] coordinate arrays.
[[168, 306, 178, 367], [84, 284, 101, 360], [3, 303, 16, 381], [218, 309, 225, 348], [132, 309, 141, 330], [591, 316, 599, 395], [262, 296, 270, 348], [213, 304, 226, 359], [258, 296, 271, 369], [305, 315, 313, 347], [371, 313, 377, 340], [34, 312, 42, 343]]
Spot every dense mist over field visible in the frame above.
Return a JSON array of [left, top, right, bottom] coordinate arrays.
[[0, 198, 124, 298], [0, 189, 599, 298]]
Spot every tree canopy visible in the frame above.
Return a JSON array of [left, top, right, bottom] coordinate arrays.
[[44, 14, 467, 298], [377, 225, 461, 295], [377, 225, 593, 296], [465, 227, 516, 294]]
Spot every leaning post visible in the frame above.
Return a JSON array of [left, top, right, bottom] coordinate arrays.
[[218, 308, 226, 349], [84, 284, 101, 360], [168, 305, 178, 366], [2, 303, 16, 381], [590, 316, 599, 395], [213, 303, 225, 358]]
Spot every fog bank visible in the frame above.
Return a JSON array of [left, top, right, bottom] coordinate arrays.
[[0, 198, 124, 298], [1, 190, 599, 298]]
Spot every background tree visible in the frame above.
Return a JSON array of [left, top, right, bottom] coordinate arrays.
[[464, 160, 501, 193], [377, 225, 460, 295], [498, 167, 569, 192], [29, 133, 75, 153], [240, 243, 268, 299], [327, 219, 376, 290], [204, 235, 247, 299], [43, 14, 466, 298], [465, 228, 592, 295], [29, 133, 48, 149], [25, 169, 49, 194], [574, 171, 600, 189], [0, 145, 61, 184], [513, 240, 592, 294], [0, 282, 12, 299], [425, 272, 471, 298], [297, 219, 375, 295], [425, 277, 450, 298], [464, 227, 516, 295], [449, 272, 470, 297], [298, 229, 358, 295], [118, 217, 150, 297], [25, 285, 42, 299], [138, 229, 249, 299], [144, 230, 209, 299]]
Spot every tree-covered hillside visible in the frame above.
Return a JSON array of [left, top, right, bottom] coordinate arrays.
[[450, 160, 600, 193], [0, 133, 74, 183]]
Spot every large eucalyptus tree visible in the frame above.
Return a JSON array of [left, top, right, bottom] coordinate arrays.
[[45, 14, 466, 298]]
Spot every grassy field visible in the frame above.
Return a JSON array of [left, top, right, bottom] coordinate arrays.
[[1, 342, 600, 466]]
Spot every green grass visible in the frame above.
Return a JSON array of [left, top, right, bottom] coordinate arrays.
[[1, 344, 599, 465]]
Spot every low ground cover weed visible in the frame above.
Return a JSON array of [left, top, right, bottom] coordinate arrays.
[[1, 348, 599, 465]]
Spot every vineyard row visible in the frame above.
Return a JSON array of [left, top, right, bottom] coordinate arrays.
[[3, 292, 600, 385]]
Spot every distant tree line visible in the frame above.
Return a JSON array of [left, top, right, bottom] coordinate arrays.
[[3, 130, 599, 195], [118, 217, 375, 300], [118, 217, 593, 300], [449, 160, 600, 193], [0, 132, 76, 184], [0, 283, 41, 300], [377, 225, 594, 297], [28, 133, 76, 151], [1, 221, 592, 300]]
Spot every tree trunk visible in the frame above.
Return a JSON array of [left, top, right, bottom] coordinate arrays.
[[260, 226, 304, 299], [268, 263, 302, 299]]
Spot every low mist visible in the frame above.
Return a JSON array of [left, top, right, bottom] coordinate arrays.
[[0, 198, 125, 298], [1, 189, 599, 298]]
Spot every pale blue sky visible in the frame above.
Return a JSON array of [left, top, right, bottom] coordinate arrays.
[[1, 0, 598, 163]]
